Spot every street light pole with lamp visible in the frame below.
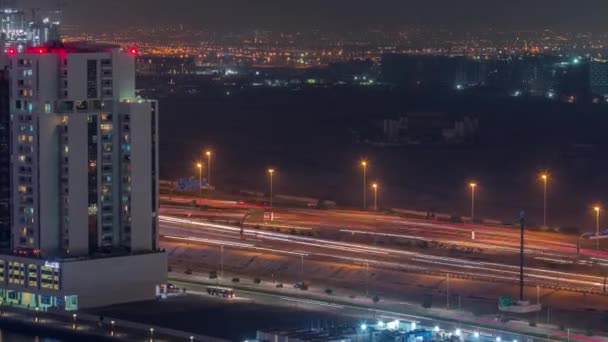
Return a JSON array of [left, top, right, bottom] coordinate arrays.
[[372, 183, 378, 211], [469, 182, 477, 221], [594, 206, 601, 250], [196, 163, 203, 196], [268, 169, 275, 209], [205, 150, 212, 186], [540, 173, 549, 227], [361, 161, 368, 210]]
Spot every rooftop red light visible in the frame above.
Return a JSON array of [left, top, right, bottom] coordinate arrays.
[[129, 47, 138, 56], [7, 48, 16, 55]]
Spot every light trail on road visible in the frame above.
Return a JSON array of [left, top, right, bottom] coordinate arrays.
[[160, 215, 608, 293]]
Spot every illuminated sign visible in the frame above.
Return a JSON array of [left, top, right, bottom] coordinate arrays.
[[44, 261, 60, 269]]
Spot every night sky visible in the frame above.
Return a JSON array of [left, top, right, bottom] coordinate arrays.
[[17, 0, 608, 31]]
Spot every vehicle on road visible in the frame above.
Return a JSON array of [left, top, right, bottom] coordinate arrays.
[[293, 281, 308, 290], [207, 286, 235, 298]]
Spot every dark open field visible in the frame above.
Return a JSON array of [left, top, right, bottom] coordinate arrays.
[[156, 84, 608, 229]]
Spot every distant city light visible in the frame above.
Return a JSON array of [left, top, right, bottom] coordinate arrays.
[[474, 331, 480, 338], [129, 47, 139, 55], [434, 326, 440, 332], [496, 337, 501, 342], [377, 320, 384, 327], [455, 329, 461, 336], [360, 323, 367, 331]]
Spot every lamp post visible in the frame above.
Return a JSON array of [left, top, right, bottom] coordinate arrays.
[[372, 183, 378, 211], [541, 174, 548, 227], [469, 182, 477, 221], [594, 206, 601, 250], [72, 313, 77, 330], [268, 169, 275, 209], [196, 163, 203, 196], [361, 161, 368, 210], [205, 150, 212, 186], [111, 320, 115, 336]]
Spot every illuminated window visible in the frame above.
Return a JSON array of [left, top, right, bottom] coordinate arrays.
[[28, 264, 38, 288], [0, 260, 5, 282], [44, 103, 51, 113]]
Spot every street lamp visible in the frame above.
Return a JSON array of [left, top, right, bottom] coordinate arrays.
[[541, 173, 549, 227], [268, 169, 275, 209], [150, 327, 154, 341], [205, 150, 212, 186], [469, 182, 477, 221], [372, 183, 378, 211], [361, 161, 368, 210], [72, 313, 77, 329], [111, 320, 115, 336], [594, 206, 601, 250], [196, 163, 203, 196]]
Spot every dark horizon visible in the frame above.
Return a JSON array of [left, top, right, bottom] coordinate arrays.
[[15, 0, 608, 33]]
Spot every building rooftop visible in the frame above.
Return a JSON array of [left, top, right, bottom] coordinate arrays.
[[19, 41, 128, 55]]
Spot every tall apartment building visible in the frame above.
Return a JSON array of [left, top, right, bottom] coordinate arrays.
[[0, 43, 166, 310], [0, 68, 9, 250]]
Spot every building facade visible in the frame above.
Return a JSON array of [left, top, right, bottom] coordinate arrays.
[[0, 69, 9, 250], [1, 43, 166, 310]]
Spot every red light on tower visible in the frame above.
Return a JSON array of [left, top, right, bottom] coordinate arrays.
[[129, 47, 139, 56], [37, 48, 45, 54], [7, 47, 16, 55]]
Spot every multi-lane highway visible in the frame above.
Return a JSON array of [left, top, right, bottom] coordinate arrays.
[[158, 204, 608, 294]]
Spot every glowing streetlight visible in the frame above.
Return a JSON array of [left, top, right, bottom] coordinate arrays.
[[268, 169, 275, 209], [361, 161, 368, 210], [469, 182, 477, 221], [205, 150, 212, 186], [594, 206, 601, 250], [372, 183, 378, 211], [541, 173, 549, 227], [196, 163, 203, 196]]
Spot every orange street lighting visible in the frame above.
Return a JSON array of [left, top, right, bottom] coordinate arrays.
[[196, 162, 203, 195], [205, 150, 212, 186], [540, 173, 549, 227], [469, 182, 477, 221], [268, 169, 275, 209], [594, 206, 601, 250], [361, 160, 368, 210], [372, 183, 378, 211]]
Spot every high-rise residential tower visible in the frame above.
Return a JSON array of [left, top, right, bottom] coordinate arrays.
[[1, 43, 166, 310]]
